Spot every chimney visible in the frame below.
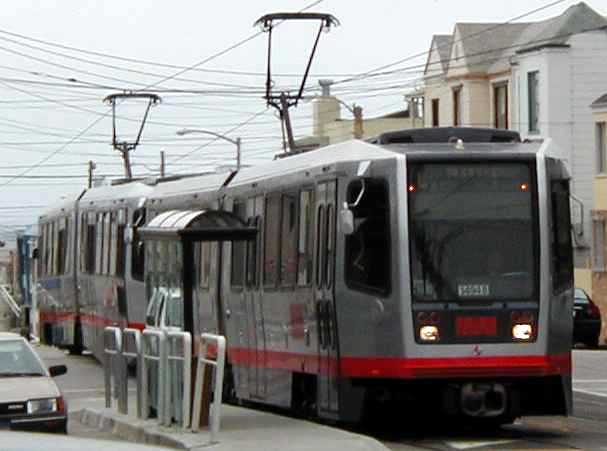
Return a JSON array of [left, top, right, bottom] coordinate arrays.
[[312, 79, 340, 138]]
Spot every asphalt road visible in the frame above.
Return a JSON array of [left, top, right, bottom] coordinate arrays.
[[37, 344, 607, 450]]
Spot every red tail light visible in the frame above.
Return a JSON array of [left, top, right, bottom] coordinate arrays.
[[588, 302, 601, 319]]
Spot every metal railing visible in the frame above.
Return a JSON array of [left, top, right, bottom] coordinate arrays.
[[0, 285, 20, 318], [103, 326, 127, 414], [122, 328, 142, 418], [103, 326, 225, 439], [141, 328, 167, 423], [165, 331, 192, 430], [192, 333, 226, 443]]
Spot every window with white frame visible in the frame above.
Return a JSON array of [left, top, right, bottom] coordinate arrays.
[[593, 217, 606, 271], [597, 122, 606, 174], [528, 71, 539, 133]]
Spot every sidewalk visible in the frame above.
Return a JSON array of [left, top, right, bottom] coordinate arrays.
[[77, 396, 393, 451]]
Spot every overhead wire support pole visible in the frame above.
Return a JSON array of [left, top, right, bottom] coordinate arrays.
[[255, 12, 339, 154], [103, 91, 161, 180]]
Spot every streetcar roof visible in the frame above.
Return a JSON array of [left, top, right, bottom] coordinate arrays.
[[379, 141, 545, 157], [79, 181, 153, 206], [38, 189, 84, 221], [228, 139, 397, 188], [148, 172, 230, 200]]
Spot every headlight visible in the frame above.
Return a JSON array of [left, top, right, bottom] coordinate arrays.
[[27, 398, 60, 414], [420, 325, 440, 342], [512, 324, 533, 340]]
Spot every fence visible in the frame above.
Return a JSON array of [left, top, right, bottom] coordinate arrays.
[[103, 327, 225, 439]]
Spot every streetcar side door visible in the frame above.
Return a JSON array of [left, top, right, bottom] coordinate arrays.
[[315, 180, 339, 416]]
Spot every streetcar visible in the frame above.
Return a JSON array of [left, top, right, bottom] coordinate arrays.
[[37, 127, 574, 423], [37, 182, 152, 359]]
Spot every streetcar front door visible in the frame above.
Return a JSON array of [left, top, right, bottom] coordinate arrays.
[[315, 180, 339, 416], [244, 196, 266, 399]]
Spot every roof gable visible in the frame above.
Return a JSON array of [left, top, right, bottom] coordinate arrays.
[[432, 2, 607, 77], [424, 34, 453, 77]]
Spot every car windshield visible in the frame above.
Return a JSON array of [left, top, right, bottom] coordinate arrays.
[[0, 339, 45, 376], [408, 162, 538, 302], [574, 288, 590, 305]]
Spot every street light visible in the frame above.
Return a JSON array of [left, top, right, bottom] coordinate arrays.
[[176, 128, 241, 171]]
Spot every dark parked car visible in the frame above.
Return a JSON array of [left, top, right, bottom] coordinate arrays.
[[573, 288, 602, 348], [0, 333, 68, 433]]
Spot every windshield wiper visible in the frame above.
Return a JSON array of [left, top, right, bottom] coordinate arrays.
[[0, 372, 44, 377]]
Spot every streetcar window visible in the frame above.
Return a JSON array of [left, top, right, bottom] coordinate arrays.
[[131, 208, 146, 282], [95, 213, 103, 275], [116, 222, 125, 277], [246, 217, 260, 288], [551, 180, 573, 293], [408, 163, 537, 302], [230, 202, 246, 288], [104, 213, 112, 275], [297, 190, 314, 286], [326, 204, 335, 288], [79, 214, 86, 273], [316, 206, 325, 287], [64, 218, 71, 274], [86, 217, 96, 274], [264, 193, 281, 288], [57, 220, 67, 275], [109, 213, 117, 276], [281, 193, 298, 287], [345, 179, 391, 294]]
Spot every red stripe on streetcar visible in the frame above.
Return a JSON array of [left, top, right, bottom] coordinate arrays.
[[227, 347, 570, 379], [39, 311, 76, 323], [340, 354, 571, 378], [38, 311, 571, 379]]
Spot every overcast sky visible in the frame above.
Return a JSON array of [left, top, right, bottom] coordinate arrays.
[[0, 0, 604, 243]]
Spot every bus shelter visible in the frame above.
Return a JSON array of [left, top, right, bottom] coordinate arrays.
[[138, 209, 257, 422], [138, 209, 257, 337]]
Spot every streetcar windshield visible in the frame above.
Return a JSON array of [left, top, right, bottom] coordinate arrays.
[[408, 162, 537, 302]]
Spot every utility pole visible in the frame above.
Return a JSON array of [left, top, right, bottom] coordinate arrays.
[[160, 150, 166, 178], [88, 160, 96, 188]]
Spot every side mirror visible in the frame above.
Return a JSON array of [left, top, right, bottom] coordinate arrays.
[[49, 364, 67, 377], [340, 203, 355, 235], [31, 248, 39, 259]]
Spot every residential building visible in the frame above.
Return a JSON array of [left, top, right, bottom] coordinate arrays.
[[422, 2, 607, 268]]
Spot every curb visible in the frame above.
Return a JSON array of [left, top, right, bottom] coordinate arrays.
[[79, 408, 193, 449], [77, 406, 397, 451]]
